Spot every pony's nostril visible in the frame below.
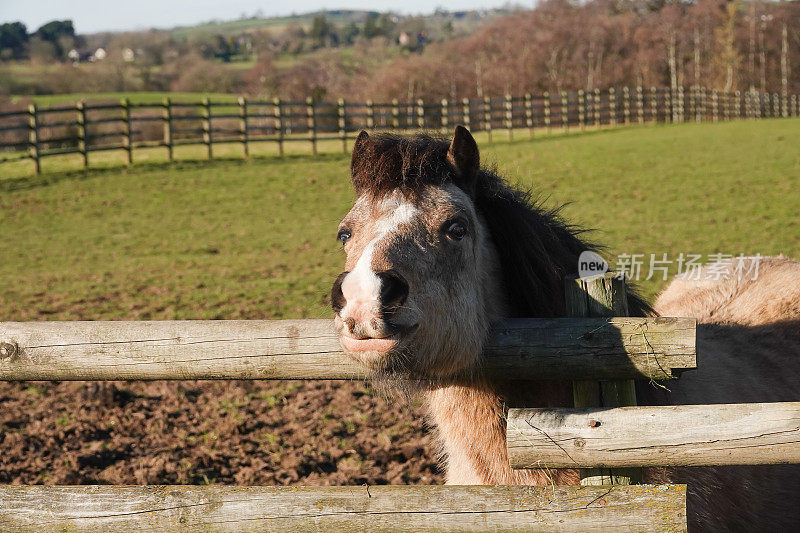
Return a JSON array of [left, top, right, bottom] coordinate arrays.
[[377, 270, 409, 313], [330, 271, 348, 313], [343, 317, 356, 332]]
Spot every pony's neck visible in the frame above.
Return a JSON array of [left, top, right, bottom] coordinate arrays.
[[424, 377, 578, 485], [422, 206, 581, 485]]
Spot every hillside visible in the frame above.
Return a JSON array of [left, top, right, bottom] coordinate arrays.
[[167, 9, 507, 40]]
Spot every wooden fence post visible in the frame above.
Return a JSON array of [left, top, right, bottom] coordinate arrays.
[[744, 91, 750, 119], [622, 87, 630, 125], [505, 94, 513, 140], [202, 97, 212, 159], [483, 96, 492, 142], [462, 98, 471, 130], [338, 98, 347, 154], [27, 103, 40, 174], [702, 87, 708, 121], [609, 88, 617, 126], [757, 91, 763, 118], [782, 91, 787, 118], [712, 90, 719, 122], [441, 98, 449, 133], [366, 99, 374, 130], [773, 93, 780, 118], [121, 98, 132, 165], [593, 89, 600, 127], [416, 99, 425, 129], [561, 91, 569, 133], [238, 97, 248, 158], [524, 93, 533, 137], [273, 97, 283, 156], [391, 99, 400, 130], [543, 92, 551, 134], [306, 97, 317, 155], [578, 90, 585, 132], [664, 88, 672, 123], [723, 92, 729, 122], [566, 273, 641, 486], [636, 86, 643, 124], [162, 97, 173, 161], [793, 94, 798, 117], [650, 87, 657, 123], [695, 87, 701, 121], [76, 101, 88, 168]]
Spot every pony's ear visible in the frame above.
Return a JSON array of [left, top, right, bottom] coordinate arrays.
[[350, 130, 373, 194], [447, 125, 480, 196]]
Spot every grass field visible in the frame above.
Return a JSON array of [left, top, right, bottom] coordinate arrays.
[[2, 119, 799, 325]]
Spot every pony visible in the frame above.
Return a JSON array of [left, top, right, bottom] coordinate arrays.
[[329, 126, 800, 531]]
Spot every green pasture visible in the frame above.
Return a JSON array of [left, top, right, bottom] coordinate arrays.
[[1, 119, 798, 324]]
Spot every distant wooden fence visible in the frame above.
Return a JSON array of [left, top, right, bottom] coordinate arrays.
[[1, 86, 798, 174], [0, 273, 797, 530]]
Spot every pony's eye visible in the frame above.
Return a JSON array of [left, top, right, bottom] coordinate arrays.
[[337, 229, 351, 245], [445, 221, 467, 241]]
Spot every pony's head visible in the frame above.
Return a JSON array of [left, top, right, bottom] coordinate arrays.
[[331, 127, 500, 378], [330, 127, 639, 379]]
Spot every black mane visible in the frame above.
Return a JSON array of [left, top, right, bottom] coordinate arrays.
[[353, 132, 651, 318]]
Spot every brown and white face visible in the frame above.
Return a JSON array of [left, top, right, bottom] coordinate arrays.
[[330, 127, 504, 378]]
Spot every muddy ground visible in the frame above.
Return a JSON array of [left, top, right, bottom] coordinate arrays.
[[0, 380, 443, 486]]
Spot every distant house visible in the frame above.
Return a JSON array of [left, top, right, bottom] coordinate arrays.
[[398, 31, 427, 51], [67, 48, 94, 64]]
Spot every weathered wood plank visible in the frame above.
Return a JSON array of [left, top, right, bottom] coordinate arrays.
[[0, 318, 695, 381], [508, 402, 800, 468], [0, 484, 687, 532]]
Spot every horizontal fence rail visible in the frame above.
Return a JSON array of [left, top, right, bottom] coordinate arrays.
[[0, 484, 688, 532], [507, 402, 800, 469], [0, 317, 696, 381], [0, 87, 798, 174]]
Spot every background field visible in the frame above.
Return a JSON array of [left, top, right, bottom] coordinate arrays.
[[1, 119, 798, 485]]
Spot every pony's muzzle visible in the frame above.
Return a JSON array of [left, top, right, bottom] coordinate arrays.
[[330, 269, 410, 338]]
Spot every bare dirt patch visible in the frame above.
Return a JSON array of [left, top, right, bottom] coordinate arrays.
[[0, 380, 442, 486]]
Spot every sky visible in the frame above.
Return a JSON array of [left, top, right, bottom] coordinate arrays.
[[0, 1, 517, 34]]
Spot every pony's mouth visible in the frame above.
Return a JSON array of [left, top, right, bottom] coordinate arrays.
[[338, 324, 418, 355], [340, 334, 400, 354]]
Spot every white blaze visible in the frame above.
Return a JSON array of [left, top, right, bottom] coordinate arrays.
[[340, 198, 418, 324]]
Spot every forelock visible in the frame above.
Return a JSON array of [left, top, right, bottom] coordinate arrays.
[[351, 133, 457, 199]]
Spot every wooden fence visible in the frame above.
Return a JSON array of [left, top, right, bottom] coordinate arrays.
[[0, 273, 798, 530], [1, 86, 798, 174]]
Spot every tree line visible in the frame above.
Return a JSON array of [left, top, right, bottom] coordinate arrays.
[[1, 1, 798, 104], [0, 20, 78, 61]]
